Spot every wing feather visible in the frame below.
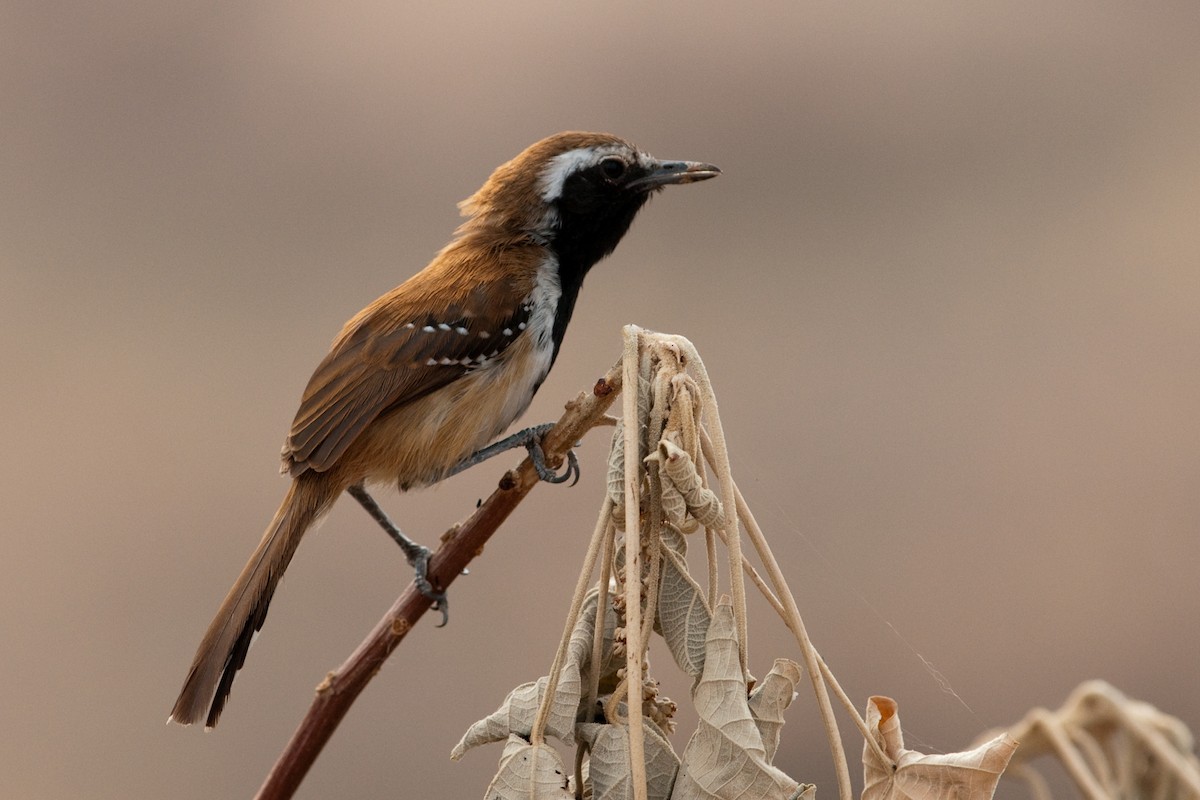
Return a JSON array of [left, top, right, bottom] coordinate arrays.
[[281, 247, 540, 476]]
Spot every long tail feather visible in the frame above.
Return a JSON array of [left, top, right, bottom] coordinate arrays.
[[170, 473, 339, 728]]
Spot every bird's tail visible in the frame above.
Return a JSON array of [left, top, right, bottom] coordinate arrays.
[[169, 473, 340, 728]]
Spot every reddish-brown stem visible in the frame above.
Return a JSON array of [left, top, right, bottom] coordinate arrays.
[[254, 362, 624, 800]]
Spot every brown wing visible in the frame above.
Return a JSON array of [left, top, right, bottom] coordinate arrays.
[[283, 267, 534, 476]]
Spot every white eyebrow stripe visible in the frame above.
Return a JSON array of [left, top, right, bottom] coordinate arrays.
[[538, 145, 626, 202]]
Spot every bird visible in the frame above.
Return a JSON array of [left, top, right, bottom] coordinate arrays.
[[169, 131, 720, 728]]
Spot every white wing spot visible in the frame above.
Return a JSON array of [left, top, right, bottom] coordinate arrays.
[[479, 331, 490, 339], [502, 328, 513, 337], [404, 322, 415, 329], [517, 322, 527, 331], [425, 358, 438, 366], [437, 323, 451, 332], [455, 326, 468, 335], [422, 325, 435, 333]]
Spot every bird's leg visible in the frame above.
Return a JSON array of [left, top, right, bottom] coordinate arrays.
[[446, 423, 580, 485], [346, 484, 448, 626]]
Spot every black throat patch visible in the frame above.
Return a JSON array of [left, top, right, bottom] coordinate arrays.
[[546, 184, 651, 363]]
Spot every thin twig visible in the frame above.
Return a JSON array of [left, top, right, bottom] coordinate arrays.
[[253, 360, 625, 800], [620, 325, 649, 800], [585, 516, 615, 721], [699, 429, 857, 800], [639, 357, 671, 651], [531, 498, 613, 746], [1032, 714, 1111, 800]]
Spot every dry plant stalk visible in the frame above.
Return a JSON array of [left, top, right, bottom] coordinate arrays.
[[978, 680, 1200, 800], [454, 327, 1019, 800]]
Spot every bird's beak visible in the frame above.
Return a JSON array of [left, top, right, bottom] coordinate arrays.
[[629, 160, 722, 191]]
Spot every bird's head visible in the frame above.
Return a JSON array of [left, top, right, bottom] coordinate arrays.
[[457, 132, 720, 267]]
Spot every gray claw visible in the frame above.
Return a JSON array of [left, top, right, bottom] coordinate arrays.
[[410, 548, 449, 627], [530, 436, 580, 484]]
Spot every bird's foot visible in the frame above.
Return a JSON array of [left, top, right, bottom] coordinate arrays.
[[448, 422, 580, 485], [523, 423, 580, 485], [406, 546, 448, 627]]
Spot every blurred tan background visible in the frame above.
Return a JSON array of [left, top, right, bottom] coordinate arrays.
[[3, 2, 1198, 797]]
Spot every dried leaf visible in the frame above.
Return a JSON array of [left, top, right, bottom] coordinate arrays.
[[655, 525, 711, 678], [664, 373, 701, 465], [577, 720, 680, 800], [454, 592, 621, 760], [658, 416, 699, 533], [654, 440, 724, 528], [483, 735, 573, 800], [862, 696, 1017, 800], [673, 600, 802, 799], [659, 468, 691, 531], [747, 659, 803, 762], [452, 673, 580, 759]]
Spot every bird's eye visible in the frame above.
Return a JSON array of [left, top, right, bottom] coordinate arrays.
[[599, 157, 627, 181]]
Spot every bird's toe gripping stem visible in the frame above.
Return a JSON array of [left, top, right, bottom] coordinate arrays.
[[408, 547, 449, 627], [525, 423, 580, 485]]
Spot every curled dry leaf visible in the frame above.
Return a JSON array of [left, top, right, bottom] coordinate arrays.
[[452, 672, 580, 759], [482, 735, 573, 800], [611, 344, 702, 533], [657, 456, 691, 532], [673, 600, 802, 800], [654, 525, 711, 679], [660, 372, 703, 534], [748, 659, 804, 763], [862, 696, 1017, 800], [577, 719, 680, 800], [652, 440, 724, 529], [454, 592, 620, 760], [664, 373, 701, 462]]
